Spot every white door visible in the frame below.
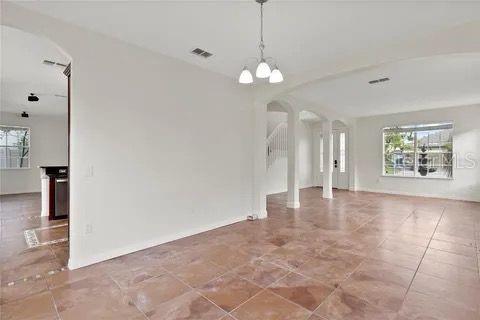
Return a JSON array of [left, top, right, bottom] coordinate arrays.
[[332, 130, 348, 189], [317, 129, 349, 189]]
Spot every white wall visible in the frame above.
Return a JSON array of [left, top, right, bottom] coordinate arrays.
[[0, 112, 68, 195], [266, 115, 313, 195], [355, 104, 480, 202], [3, 4, 254, 269], [267, 111, 287, 136]]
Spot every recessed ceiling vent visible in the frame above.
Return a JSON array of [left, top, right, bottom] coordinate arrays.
[[369, 77, 390, 84], [43, 59, 68, 67], [190, 48, 213, 58]]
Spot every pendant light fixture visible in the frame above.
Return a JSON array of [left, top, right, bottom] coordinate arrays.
[[239, 67, 254, 84], [238, 0, 283, 84]]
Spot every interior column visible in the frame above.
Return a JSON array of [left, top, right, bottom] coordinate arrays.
[[287, 110, 300, 208], [252, 102, 268, 218], [322, 119, 334, 198], [312, 124, 322, 187]]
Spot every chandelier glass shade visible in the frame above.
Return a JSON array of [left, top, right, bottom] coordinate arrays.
[[269, 66, 283, 83], [239, 0, 283, 84], [239, 67, 254, 84], [256, 59, 271, 78]]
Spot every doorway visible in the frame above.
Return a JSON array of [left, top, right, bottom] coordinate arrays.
[[317, 127, 349, 190], [0, 26, 71, 270], [332, 129, 348, 189]]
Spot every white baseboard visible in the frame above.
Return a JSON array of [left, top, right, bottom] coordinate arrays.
[[253, 209, 268, 219], [356, 187, 479, 203], [68, 215, 246, 270], [287, 201, 300, 208], [0, 190, 41, 196]]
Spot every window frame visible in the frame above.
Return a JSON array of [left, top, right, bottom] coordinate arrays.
[[339, 131, 346, 173], [0, 125, 31, 170], [319, 135, 323, 173], [381, 121, 454, 180]]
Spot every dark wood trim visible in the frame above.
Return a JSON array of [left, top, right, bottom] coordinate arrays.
[[65, 63, 71, 238], [48, 177, 55, 220]]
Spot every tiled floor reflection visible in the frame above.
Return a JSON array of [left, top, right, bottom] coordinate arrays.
[[1, 189, 479, 319]]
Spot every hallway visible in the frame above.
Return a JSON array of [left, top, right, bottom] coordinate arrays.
[[1, 189, 479, 319]]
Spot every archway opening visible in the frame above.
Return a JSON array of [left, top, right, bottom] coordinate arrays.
[[1, 25, 72, 275], [265, 100, 329, 209], [313, 118, 350, 195]]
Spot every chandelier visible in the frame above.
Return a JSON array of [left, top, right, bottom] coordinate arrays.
[[239, 0, 283, 84]]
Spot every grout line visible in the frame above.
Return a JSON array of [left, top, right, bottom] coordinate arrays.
[[266, 284, 314, 315], [107, 272, 151, 320], [49, 289, 62, 320], [4, 192, 478, 319], [405, 207, 446, 295], [293, 202, 391, 316], [160, 264, 232, 319], [226, 288, 267, 315], [310, 206, 429, 316]]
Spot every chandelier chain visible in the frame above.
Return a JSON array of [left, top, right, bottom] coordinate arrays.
[[259, 2, 265, 59]]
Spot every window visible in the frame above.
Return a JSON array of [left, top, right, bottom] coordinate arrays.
[[383, 122, 453, 178], [0, 126, 30, 169], [319, 136, 324, 173], [339, 132, 346, 173]]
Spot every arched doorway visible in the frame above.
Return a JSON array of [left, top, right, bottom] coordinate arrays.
[[1, 25, 72, 271], [313, 119, 350, 192]]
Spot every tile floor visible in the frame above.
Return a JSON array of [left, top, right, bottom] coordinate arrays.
[[1, 188, 480, 319]]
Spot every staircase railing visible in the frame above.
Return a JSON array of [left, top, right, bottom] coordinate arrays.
[[266, 122, 287, 169]]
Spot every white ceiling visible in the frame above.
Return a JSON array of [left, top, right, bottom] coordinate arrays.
[[6, 1, 480, 118], [290, 54, 480, 118], [1, 25, 69, 115], [14, 1, 480, 79]]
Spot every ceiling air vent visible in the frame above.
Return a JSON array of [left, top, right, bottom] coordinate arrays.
[[369, 77, 390, 84], [190, 48, 213, 58], [43, 59, 68, 67]]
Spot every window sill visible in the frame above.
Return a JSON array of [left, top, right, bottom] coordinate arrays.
[[381, 174, 453, 180]]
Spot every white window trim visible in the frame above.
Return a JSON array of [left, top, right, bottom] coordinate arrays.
[[319, 135, 323, 173], [0, 125, 32, 170], [381, 121, 454, 180], [339, 131, 346, 173]]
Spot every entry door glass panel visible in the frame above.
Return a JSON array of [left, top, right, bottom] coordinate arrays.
[[333, 130, 348, 189]]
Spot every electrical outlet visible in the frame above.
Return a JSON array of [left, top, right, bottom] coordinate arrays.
[[85, 224, 93, 234]]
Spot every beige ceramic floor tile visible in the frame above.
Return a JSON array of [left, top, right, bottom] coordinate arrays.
[[231, 290, 311, 320], [314, 288, 397, 320], [410, 272, 480, 311], [0, 277, 48, 305], [1, 291, 58, 320], [268, 272, 334, 311], [199, 273, 262, 312], [147, 290, 226, 320], [398, 291, 478, 320], [169, 258, 227, 288], [233, 259, 289, 288], [123, 273, 191, 317], [2, 190, 480, 320]]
